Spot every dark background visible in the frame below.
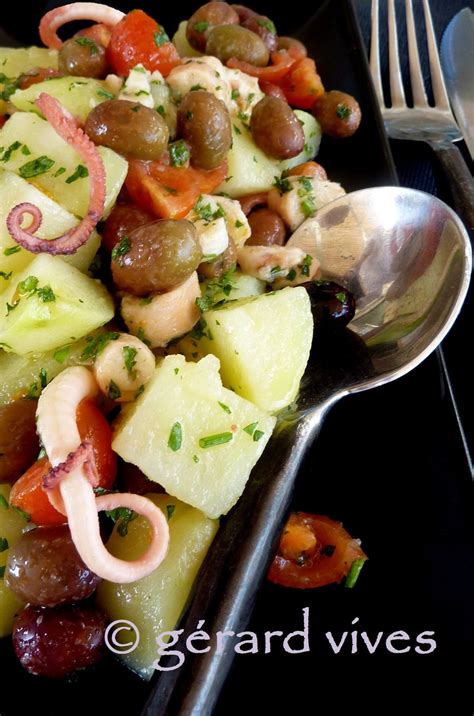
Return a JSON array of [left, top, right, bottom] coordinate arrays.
[[0, 2, 473, 714]]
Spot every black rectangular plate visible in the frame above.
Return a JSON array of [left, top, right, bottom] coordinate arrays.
[[1, 2, 472, 714]]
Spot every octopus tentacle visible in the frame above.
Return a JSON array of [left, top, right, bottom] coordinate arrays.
[[39, 2, 124, 49], [43, 441, 99, 490], [37, 367, 169, 583], [6, 93, 106, 255]]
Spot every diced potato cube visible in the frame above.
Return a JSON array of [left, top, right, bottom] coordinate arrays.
[[113, 354, 276, 518], [0, 168, 99, 277], [0, 254, 114, 354], [96, 493, 218, 679], [196, 287, 313, 412], [0, 112, 127, 219]]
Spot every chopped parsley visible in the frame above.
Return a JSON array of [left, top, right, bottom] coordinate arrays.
[[166, 505, 176, 521], [190, 83, 206, 91], [36, 285, 56, 302], [11, 505, 30, 522], [169, 140, 190, 167], [111, 235, 131, 262], [137, 327, 151, 346], [97, 88, 115, 100], [21, 145, 31, 156], [0, 566, 5, 579], [193, 21, 209, 33], [189, 317, 213, 341], [107, 380, 121, 400], [0, 537, 9, 552], [193, 454, 199, 463], [154, 27, 170, 47], [0, 271, 12, 280], [80, 332, 120, 361], [54, 346, 70, 364], [273, 176, 292, 194], [39, 367, 48, 389], [243, 422, 258, 437], [0, 141, 21, 162], [168, 422, 183, 452], [53, 167, 67, 177], [199, 432, 233, 449], [233, 124, 242, 135], [75, 36, 98, 54], [0, 494, 8, 509], [218, 401, 231, 414], [123, 345, 138, 379], [336, 103, 352, 119], [106, 507, 138, 537], [65, 164, 89, 184], [257, 18, 276, 33], [193, 196, 226, 223], [336, 291, 346, 303], [3, 246, 21, 256], [297, 176, 316, 217], [300, 254, 313, 277], [344, 558, 367, 588], [156, 105, 166, 117], [231, 88, 240, 100], [287, 269, 297, 281], [18, 155, 55, 178], [253, 430, 264, 442]]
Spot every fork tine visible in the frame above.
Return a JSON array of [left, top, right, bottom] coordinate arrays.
[[370, 0, 385, 107], [405, 0, 428, 107], [387, 0, 406, 107], [422, 0, 451, 110]]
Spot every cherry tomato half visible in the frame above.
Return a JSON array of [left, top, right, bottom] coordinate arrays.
[[10, 400, 117, 526], [268, 512, 367, 589]]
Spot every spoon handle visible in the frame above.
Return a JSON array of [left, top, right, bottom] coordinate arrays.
[[143, 396, 340, 716]]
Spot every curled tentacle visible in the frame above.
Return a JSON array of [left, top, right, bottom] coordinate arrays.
[[39, 2, 124, 49], [6, 93, 106, 255], [43, 441, 99, 490], [37, 367, 169, 583]]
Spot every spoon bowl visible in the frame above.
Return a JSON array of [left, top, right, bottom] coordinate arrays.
[[144, 187, 471, 716]]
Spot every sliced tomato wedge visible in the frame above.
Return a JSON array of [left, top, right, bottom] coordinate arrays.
[[280, 57, 325, 109], [268, 512, 367, 589], [107, 9, 180, 77], [227, 50, 296, 83], [126, 159, 228, 219], [10, 400, 117, 526]]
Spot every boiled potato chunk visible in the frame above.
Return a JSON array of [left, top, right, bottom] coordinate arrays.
[[197, 287, 313, 412], [0, 169, 100, 277], [0, 112, 128, 219], [97, 494, 218, 679], [0, 254, 114, 354], [0, 47, 58, 114], [0, 329, 106, 405], [113, 354, 276, 518], [0, 485, 28, 637], [11, 76, 112, 124], [201, 271, 266, 305]]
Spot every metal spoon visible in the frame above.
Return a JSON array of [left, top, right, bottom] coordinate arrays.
[[143, 187, 472, 716]]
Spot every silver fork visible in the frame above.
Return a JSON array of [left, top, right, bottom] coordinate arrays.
[[370, 0, 474, 233]]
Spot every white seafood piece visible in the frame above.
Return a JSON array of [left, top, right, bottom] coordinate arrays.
[[37, 366, 169, 583], [166, 56, 232, 107], [118, 64, 154, 108], [121, 272, 201, 348], [187, 194, 250, 248], [237, 245, 307, 282], [93, 333, 156, 402], [268, 176, 346, 232]]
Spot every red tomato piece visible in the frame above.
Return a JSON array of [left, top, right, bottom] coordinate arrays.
[[126, 159, 228, 219], [10, 400, 117, 526], [227, 50, 296, 83], [268, 512, 367, 589], [106, 9, 180, 77], [280, 57, 325, 109], [18, 68, 62, 90]]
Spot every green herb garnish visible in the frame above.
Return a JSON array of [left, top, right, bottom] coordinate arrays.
[[111, 235, 131, 262], [106, 507, 138, 537], [169, 140, 190, 167], [218, 401, 231, 414], [199, 432, 233, 448], [193, 21, 209, 32], [3, 246, 21, 256], [80, 332, 120, 361], [65, 164, 88, 184], [154, 27, 170, 46], [257, 18, 276, 33], [273, 176, 292, 194], [168, 422, 183, 452], [75, 36, 99, 54], [344, 558, 367, 588], [107, 380, 121, 400], [336, 103, 352, 119], [18, 155, 54, 178], [243, 422, 258, 436], [54, 346, 70, 363], [0, 537, 9, 552]]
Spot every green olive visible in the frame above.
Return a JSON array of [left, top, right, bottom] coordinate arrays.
[[111, 220, 202, 296], [85, 100, 169, 160], [205, 25, 270, 67], [177, 90, 232, 170], [186, 2, 239, 52], [250, 96, 305, 159]]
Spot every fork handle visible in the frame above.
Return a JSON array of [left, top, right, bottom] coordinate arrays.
[[429, 141, 474, 239]]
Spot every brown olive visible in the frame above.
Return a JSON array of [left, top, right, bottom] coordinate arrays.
[[101, 203, 154, 253], [0, 400, 39, 484], [85, 100, 169, 160], [250, 96, 305, 159], [242, 15, 278, 53], [198, 238, 237, 279], [58, 36, 108, 78], [13, 604, 106, 678], [246, 208, 286, 246], [177, 91, 231, 170], [278, 36, 308, 57], [111, 219, 202, 296], [205, 25, 270, 67], [313, 90, 361, 138], [238, 192, 268, 216], [231, 4, 258, 23], [5, 525, 100, 607], [187, 2, 239, 52]]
